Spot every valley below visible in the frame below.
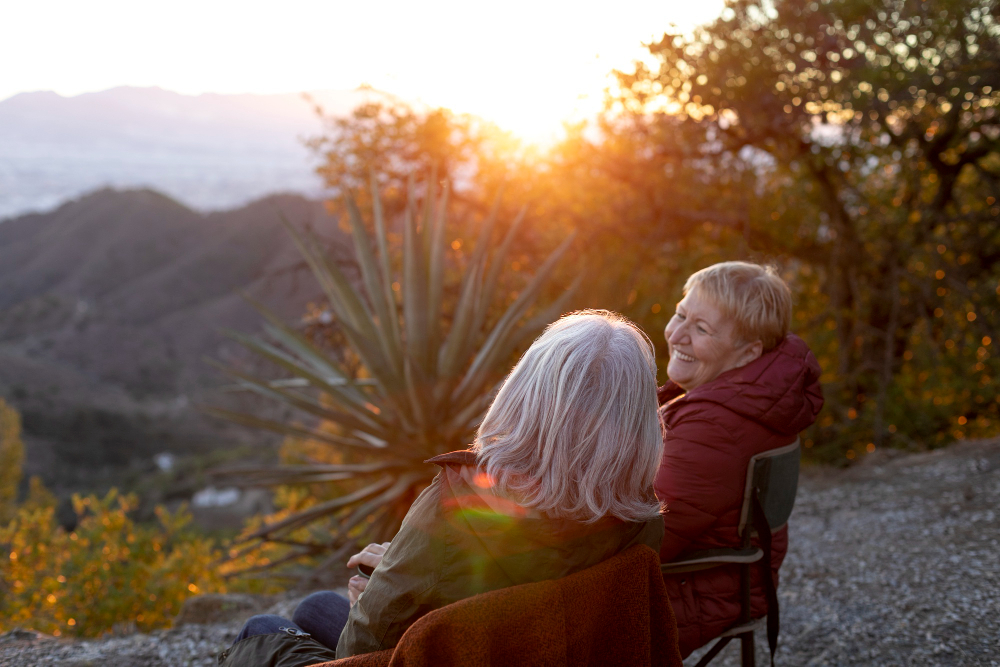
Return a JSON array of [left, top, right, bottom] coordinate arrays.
[[0, 187, 348, 502]]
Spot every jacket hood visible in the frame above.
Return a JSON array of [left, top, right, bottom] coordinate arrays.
[[663, 333, 824, 436]]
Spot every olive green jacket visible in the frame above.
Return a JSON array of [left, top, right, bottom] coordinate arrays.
[[218, 627, 337, 666], [336, 450, 664, 658]]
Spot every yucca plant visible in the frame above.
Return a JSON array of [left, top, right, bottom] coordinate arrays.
[[207, 173, 579, 573]]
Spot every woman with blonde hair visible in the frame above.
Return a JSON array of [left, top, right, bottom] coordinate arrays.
[[655, 261, 824, 658], [224, 309, 666, 662]]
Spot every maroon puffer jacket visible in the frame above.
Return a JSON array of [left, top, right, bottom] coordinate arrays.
[[655, 333, 823, 658]]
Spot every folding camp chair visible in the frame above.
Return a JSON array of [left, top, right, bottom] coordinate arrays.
[[661, 438, 801, 667]]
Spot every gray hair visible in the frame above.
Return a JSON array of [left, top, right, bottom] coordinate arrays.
[[472, 310, 663, 523]]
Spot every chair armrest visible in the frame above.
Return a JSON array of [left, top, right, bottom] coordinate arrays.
[[718, 617, 766, 638], [660, 547, 763, 574]]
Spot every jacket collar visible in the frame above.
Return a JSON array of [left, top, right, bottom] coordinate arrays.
[[662, 333, 824, 435], [425, 449, 478, 467]]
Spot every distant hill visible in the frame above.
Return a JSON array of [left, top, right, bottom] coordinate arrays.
[[0, 86, 388, 219], [0, 187, 349, 492]]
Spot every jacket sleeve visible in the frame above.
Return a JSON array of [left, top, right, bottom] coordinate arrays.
[[336, 475, 448, 658], [654, 413, 746, 562]]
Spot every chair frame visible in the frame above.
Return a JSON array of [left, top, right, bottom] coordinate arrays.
[[661, 438, 801, 667]]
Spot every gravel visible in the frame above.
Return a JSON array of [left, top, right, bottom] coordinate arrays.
[[3, 438, 999, 666], [0, 595, 312, 667], [689, 437, 1000, 666]]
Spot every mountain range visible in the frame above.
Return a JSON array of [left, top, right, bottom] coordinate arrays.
[[0, 86, 385, 219], [0, 187, 349, 492]]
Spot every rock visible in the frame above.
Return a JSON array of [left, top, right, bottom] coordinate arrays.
[[173, 594, 273, 627], [190, 488, 274, 532], [0, 629, 58, 645]]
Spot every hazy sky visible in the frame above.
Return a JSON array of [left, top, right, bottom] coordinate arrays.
[[4, 0, 724, 141]]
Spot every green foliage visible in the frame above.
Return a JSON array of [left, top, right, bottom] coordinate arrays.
[[606, 0, 1000, 461], [208, 175, 579, 570], [0, 490, 223, 637], [0, 401, 274, 637], [0, 399, 25, 522], [20, 476, 57, 514]]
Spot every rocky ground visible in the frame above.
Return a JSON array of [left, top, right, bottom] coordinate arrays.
[[690, 437, 1000, 667], [3, 438, 999, 666]]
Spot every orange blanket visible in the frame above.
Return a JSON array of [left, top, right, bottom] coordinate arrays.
[[313, 544, 681, 667]]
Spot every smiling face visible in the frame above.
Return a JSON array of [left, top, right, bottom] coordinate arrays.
[[664, 289, 763, 391]]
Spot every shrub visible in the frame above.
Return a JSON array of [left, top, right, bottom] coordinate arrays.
[[0, 490, 223, 637], [0, 399, 24, 522]]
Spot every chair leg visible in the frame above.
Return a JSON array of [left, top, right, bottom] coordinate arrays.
[[740, 630, 755, 667], [738, 558, 755, 667], [693, 636, 733, 667]]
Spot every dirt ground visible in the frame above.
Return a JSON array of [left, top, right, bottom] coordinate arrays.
[[2, 438, 999, 666]]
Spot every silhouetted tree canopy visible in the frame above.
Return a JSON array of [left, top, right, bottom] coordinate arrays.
[[609, 0, 1000, 456]]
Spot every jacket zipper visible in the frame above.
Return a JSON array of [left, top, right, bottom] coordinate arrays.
[[279, 626, 312, 638]]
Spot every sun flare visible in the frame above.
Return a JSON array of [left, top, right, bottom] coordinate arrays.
[[2, 0, 724, 143]]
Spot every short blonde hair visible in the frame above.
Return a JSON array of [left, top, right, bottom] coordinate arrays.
[[684, 261, 792, 352], [472, 310, 662, 523]]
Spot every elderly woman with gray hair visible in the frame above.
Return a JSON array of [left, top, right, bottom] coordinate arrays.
[[654, 261, 824, 658], [223, 310, 666, 663]]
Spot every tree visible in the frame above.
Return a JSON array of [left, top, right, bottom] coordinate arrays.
[[0, 490, 223, 637], [0, 399, 24, 522], [307, 97, 527, 219], [611, 0, 1000, 457]]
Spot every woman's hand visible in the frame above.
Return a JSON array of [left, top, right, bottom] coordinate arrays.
[[346, 542, 391, 606]]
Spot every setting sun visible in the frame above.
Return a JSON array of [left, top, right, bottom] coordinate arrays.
[[2, 0, 724, 142]]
